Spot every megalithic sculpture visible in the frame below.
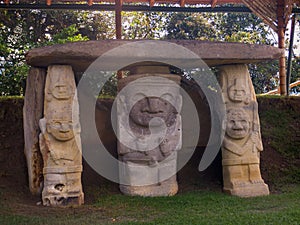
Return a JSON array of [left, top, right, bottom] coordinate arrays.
[[117, 73, 182, 197], [39, 65, 84, 206], [219, 64, 269, 197]]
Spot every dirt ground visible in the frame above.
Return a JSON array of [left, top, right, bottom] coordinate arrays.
[[0, 97, 299, 215]]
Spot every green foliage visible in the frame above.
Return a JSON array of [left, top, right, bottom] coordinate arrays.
[[212, 13, 272, 44], [0, 10, 115, 96], [290, 56, 300, 83], [99, 73, 118, 98], [0, 11, 30, 96], [123, 11, 170, 39], [75, 11, 115, 40], [165, 13, 216, 40], [249, 61, 279, 94], [50, 24, 89, 44]]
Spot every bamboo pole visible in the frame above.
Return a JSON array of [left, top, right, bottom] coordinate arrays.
[[277, 0, 287, 95]]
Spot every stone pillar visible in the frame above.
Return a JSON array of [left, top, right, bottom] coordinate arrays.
[[39, 65, 84, 206], [117, 73, 182, 196], [23, 67, 46, 195], [219, 64, 269, 197]]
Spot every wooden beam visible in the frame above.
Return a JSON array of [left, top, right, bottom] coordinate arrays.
[[277, 0, 287, 95], [0, 4, 254, 13], [115, 0, 122, 39], [0, 0, 245, 6]]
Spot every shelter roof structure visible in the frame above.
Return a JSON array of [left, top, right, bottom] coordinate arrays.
[[1, 0, 300, 95]]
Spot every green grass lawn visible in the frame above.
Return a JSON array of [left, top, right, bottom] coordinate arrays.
[[1, 185, 300, 225]]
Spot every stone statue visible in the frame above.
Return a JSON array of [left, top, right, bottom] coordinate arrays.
[[39, 65, 84, 206], [117, 74, 182, 196], [219, 64, 269, 197], [222, 107, 268, 195]]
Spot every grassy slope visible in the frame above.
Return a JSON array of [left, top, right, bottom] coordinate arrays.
[[0, 186, 300, 225], [258, 96, 300, 189]]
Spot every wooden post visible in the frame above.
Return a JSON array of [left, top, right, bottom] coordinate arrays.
[[180, 0, 186, 7], [277, 0, 287, 95], [286, 14, 296, 95], [211, 0, 218, 8], [150, 0, 155, 7], [116, 0, 123, 79], [115, 0, 122, 40]]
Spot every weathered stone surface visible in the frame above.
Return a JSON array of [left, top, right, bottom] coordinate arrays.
[[39, 65, 84, 206], [25, 40, 284, 72], [117, 72, 182, 196], [219, 64, 269, 197], [23, 67, 46, 195]]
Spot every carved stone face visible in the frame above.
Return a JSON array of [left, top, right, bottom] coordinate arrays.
[[46, 120, 75, 141], [51, 83, 73, 100], [129, 95, 177, 127], [228, 78, 247, 103], [226, 109, 251, 139], [48, 74, 73, 100]]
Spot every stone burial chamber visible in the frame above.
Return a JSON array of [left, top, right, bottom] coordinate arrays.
[[24, 40, 283, 206]]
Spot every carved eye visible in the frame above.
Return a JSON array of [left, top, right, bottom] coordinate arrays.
[[53, 121, 61, 128], [160, 93, 174, 104], [229, 120, 235, 126], [241, 120, 248, 126]]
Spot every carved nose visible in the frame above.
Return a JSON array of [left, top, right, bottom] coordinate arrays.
[[61, 123, 69, 131], [233, 121, 243, 129], [58, 86, 66, 93], [236, 90, 243, 96], [147, 98, 161, 113]]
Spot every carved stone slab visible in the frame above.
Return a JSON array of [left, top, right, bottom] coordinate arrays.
[[219, 64, 269, 197], [25, 40, 284, 72], [117, 73, 182, 196], [39, 65, 84, 206], [23, 67, 46, 195]]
